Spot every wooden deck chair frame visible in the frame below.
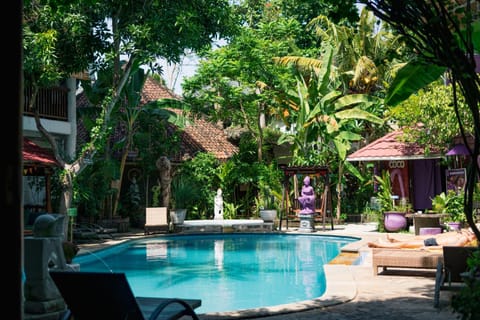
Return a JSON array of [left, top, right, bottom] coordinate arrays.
[[50, 271, 201, 320], [145, 207, 169, 235], [433, 246, 476, 308]]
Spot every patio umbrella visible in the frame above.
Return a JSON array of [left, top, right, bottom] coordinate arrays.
[[446, 144, 470, 156]]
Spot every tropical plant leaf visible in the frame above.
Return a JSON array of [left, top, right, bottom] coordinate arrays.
[[333, 136, 349, 160], [385, 61, 446, 107], [336, 130, 362, 142]]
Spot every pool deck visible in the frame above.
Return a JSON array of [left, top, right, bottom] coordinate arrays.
[[76, 222, 460, 320]]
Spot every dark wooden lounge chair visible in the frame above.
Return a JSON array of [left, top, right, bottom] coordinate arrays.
[[50, 271, 201, 320], [433, 246, 476, 308]]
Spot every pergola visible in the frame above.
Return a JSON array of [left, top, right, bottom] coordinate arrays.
[[279, 165, 332, 231]]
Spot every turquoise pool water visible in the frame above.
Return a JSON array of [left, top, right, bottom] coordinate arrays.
[[74, 233, 358, 314]]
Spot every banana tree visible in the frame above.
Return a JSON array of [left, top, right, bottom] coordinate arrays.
[[278, 45, 383, 219]]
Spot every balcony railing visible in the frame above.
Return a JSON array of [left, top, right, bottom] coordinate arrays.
[[23, 86, 69, 121]]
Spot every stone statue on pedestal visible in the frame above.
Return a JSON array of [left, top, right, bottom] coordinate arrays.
[[24, 214, 68, 317], [214, 188, 224, 220]]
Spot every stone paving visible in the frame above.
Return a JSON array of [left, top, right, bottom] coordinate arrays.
[[77, 223, 462, 320]]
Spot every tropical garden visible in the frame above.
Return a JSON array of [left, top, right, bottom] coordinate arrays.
[[23, 0, 480, 318], [23, 0, 479, 229]]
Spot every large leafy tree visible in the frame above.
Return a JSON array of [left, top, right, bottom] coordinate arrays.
[[183, 12, 304, 162], [389, 80, 473, 153], [183, 1, 361, 163], [23, 0, 237, 214]]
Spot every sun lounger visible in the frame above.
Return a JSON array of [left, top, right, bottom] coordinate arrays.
[[371, 248, 443, 275], [50, 270, 201, 320], [145, 207, 170, 235], [433, 246, 476, 308]]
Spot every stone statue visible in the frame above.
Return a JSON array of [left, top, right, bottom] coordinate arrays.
[[299, 176, 315, 214], [24, 214, 68, 316], [129, 176, 141, 207], [214, 188, 224, 220], [156, 156, 171, 208], [32, 213, 66, 238]]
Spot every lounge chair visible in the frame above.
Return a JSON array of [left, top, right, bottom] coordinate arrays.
[[50, 271, 201, 320], [371, 248, 443, 275], [145, 207, 169, 235], [433, 246, 476, 308]]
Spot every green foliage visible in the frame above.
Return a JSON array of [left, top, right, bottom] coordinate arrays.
[[52, 160, 118, 218], [176, 153, 220, 218], [170, 175, 201, 211], [451, 249, 480, 320], [223, 201, 241, 219], [385, 62, 446, 107], [342, 171, 374, 215], [375, 170, 394, 212], [22, 1, 104, 87], [151, 185, 161, 207], [255, 163, 283, 211], [389, 81, 473, 153], [431, 190, 466, 223]]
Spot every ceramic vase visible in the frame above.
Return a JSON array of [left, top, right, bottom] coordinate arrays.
[[383, 211, 407, 232], [447, 221, 462, 231]]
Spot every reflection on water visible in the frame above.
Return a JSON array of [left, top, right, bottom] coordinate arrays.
[[146, 242, 167, 260], [214, 239, 224, 270]]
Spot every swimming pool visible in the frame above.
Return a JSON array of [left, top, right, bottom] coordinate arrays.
[[74, 233, 358, 314]]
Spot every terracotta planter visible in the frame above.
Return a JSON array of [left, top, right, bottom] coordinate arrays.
[[383, 211, 407, 232]]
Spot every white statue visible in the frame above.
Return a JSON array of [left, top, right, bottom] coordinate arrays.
[[214, 188, 224, 220]]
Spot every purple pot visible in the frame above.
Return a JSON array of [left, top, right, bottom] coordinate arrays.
[[384, 211, 407, 232], [447, 222, 462, 231]]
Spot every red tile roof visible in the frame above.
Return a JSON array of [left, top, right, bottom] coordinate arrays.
[[168, 109, 238, 162], [141, 77, 182, 102], [142, 78, 238, 162], [77, 77, 238, 162], [347, 129, 442, 161], [23, 137, 58, 166]]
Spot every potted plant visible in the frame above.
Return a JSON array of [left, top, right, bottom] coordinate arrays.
[[256, 164, 283, 223], [375, 170, 408, 232], [170, 175, 200, 224], [256, 189, 279, 222], [432, 190, 466, 230]]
